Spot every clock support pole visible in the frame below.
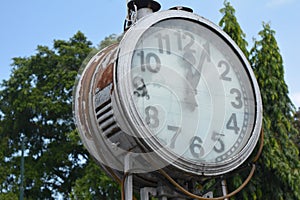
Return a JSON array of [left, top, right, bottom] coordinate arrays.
[[124, 153, 133, 200], [122, 152, 231, 200]]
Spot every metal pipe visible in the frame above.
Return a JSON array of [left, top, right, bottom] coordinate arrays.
[[137, 7, 153, 19], [125, 0, 161, 30], [124, 153, 133, 200], [221, 180, 229, 200]]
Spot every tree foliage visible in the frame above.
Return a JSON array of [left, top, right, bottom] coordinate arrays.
[[70, 160, 120, 200], [0, 32, 120, 199], [219, 0, 249, 58], [98, 34, 122, 50], [249, 22, 300, 200]]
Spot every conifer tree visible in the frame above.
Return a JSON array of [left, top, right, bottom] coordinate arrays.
[[219, 0, 249, 58], [250, 22, 300, 200]]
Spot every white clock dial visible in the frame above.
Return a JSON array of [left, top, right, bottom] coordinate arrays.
[[130, 18, 255, 164]]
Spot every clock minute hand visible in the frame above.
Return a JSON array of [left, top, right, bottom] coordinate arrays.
[[184, 42, 211, 111], [184, 64, 200, 110]]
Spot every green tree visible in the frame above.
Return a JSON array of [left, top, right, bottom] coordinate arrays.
[[219, 0, 249, 58], [0, 32, 120, 199], [250, 23, 300, 200], [70, 160, 120, 200], [98, 34, 122, 50]]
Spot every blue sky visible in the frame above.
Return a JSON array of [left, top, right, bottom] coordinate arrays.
[[1, 0, 300, 108]]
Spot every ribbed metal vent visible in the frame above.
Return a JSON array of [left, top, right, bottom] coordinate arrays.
[[94, 83, 121, 140], [95, 99, 121, 139], [94, 84, 140, 152]]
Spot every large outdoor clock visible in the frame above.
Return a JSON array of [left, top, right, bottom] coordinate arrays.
[[74, 8, 262, 181]]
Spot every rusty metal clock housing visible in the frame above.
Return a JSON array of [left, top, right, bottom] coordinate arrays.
[[74, 9, 262, 181]]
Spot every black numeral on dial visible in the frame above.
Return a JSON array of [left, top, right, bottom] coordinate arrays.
[[156, 33, 171, 54], [230, 88, 243, 109], [167, 125, 181, 149], [218, 60, 232, 81], [190, 136, 204, 158], [133, 76, 149, 99], [226, 113, 240, 134], [137, 51, 161, 73], [211, 132, 225, 153]]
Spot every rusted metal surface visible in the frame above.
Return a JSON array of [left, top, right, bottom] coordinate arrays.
[[75, 44, 118, 139], [94, 44, 118, 91], [74, 43, 123, 182], [96, 63, 114, 91]]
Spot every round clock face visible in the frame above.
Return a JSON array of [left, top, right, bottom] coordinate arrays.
[[116, 11, 262, 175]]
